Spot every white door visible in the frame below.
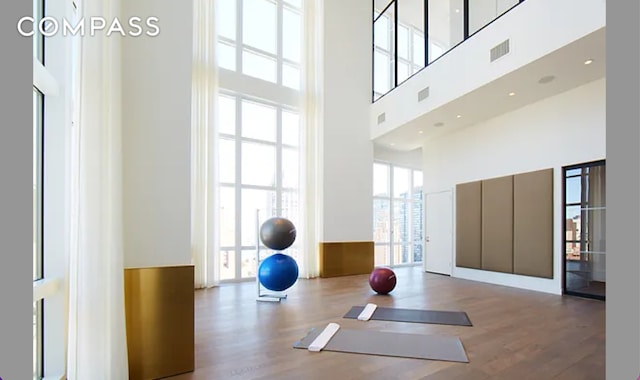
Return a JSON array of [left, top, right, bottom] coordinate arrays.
[[424, 190, 453, 275]]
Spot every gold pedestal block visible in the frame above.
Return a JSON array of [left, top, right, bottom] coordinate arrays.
[[319, 241, 374, 278], [124, 265, 195, 380]]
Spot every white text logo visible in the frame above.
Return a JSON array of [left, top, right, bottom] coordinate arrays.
[[17, 16, 160, 37]]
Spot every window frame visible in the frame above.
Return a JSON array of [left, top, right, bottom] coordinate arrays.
[[372, 0, 527, 102], [217, 0, 302, 89], [217, 90, 301, 282], [32, 0, 79, 378], [215, 0, 304, 283], [373, 6, 426, 101], [373, 161, 424, 267], [562, 159, 606, 301]]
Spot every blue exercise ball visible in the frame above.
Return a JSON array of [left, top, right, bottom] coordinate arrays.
[[258, 253, 299, 292]]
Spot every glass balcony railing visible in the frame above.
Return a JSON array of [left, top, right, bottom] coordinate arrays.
[[372, 0, 525, 102]]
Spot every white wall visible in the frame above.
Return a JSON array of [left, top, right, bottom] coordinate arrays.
[[374, 145, 422, 170], [121, 1, 193, 268], [371, 0, 606, 138], [423, 78, 606, 294], [321, 0, 373, 242]]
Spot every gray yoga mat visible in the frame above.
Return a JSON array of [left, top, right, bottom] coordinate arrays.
[[343, 306, 472, 326], [293, 326, 469, 363]]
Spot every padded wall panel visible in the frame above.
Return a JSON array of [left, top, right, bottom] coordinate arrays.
[[513, 168, 554, 278], [481, 176, 514, 273], [455, 181, 483, 269]]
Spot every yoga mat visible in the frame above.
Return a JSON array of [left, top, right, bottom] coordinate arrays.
[[343, 306, 472, 326], [293, 326, 469, 363]]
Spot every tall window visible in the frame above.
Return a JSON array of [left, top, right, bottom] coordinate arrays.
[[218, 0, 302, 89], [373, 162, 423, 267], [217, 93, 300, 280], [563, 160, 606, 300], [216, 0, 303, 282], [33, 2, 45, 378], [32, 0, 78, 378], [33, 1, 44, 374]]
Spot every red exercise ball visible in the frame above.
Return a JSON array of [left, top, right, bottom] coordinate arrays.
[[369, 267, 397, 295]]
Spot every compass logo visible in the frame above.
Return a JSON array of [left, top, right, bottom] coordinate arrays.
[[17, 16, 160, 37]]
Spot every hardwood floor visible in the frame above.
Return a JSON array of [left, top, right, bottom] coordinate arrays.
[[167, 267, 605, 380]]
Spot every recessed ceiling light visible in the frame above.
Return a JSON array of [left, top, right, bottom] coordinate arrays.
[[508, 92, 516, 96], [538, 75, 555, 84], [434, 122, 444, 127], [390, 143, 395, 146], [584, 59, 594, 65], [455, 8, 460, 13], [456, 115, 462, 118], [418, 130, 424, 134]]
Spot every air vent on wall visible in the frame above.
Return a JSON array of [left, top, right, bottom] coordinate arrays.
[[418, 86, 430, 102], [490, 39, 510, 62], [377, 112, 386, 124]]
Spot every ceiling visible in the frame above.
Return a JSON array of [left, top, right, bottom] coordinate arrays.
[[372, 26, 607, 152]]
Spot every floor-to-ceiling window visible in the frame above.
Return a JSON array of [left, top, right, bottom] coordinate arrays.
[[32, 0, 78, 377], [373, 161, 424, 267], [563, 160, 606, 300], [216, 0, 303, 282], [32, 1, 45, 377], [217, 93, 301, 281], [32, 1, 44, 373]]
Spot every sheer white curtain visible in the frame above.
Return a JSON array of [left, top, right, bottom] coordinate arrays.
[[191, 0, 221, 289], [298, 0, 324, 279], [66, 0, 129, 378]]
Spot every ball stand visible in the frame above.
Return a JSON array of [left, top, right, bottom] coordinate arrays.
[[255, 209, 288, 303]]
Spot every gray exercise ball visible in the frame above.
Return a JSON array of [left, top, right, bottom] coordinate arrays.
[[260, 217, 297, 250]]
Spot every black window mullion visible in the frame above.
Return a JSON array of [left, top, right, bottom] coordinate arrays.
[[372, 0, 375, 102], [40, 93, 45, 282], [393, 0, 398, 88], [463, 0, 469, 40], [374, 1, 395, 23], [40, 300, 45, 379], [33, 89, 45, 283], [424, 0, 428, 66]]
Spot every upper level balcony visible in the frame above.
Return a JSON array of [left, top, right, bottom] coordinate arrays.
[[370, 0, 606, 151]]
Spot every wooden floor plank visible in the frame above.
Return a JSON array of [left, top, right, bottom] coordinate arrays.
[[166, 267, 605, 380]]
